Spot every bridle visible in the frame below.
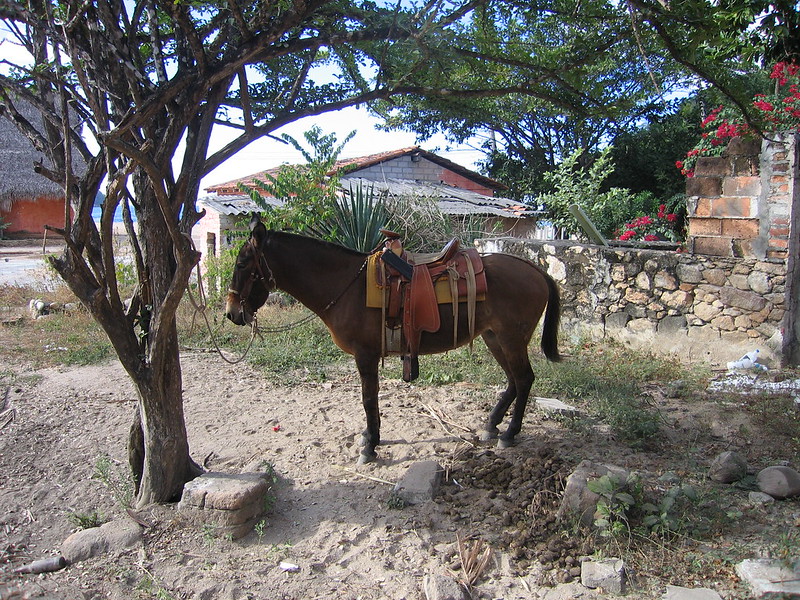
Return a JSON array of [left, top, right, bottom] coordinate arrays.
[[228, 238, 275, 314]]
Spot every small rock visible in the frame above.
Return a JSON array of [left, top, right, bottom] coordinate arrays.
[[663, 584, 723, 599], [61, 518, 142, 564], [423, 574, 467, 600], [756, 465, 800, 499], [535, 397, 581, 418], [394, 461, 443, 505], [581, 558, 626, 595], [707, 451, 748, 483], [748, 491, 775, 505]]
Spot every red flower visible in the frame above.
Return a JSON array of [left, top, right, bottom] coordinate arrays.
[[675, 160, 683, 170], [666, 213, 677, 222], [619, 230, 637, 241], [643, 234, 659, 242], [754, 100, 775, 112]]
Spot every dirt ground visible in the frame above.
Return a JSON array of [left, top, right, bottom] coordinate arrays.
[[0, 338, 799, 598]]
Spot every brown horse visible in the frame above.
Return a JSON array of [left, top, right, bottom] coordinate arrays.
[[225, 217, 561, 463]]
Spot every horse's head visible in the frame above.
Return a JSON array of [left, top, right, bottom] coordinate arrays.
[[225, 216, 274, 326]]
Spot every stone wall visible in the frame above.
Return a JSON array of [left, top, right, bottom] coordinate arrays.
[[475, 238, 786, 366]]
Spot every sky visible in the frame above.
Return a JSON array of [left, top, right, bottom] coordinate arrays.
[[199, 107, 487, 192]]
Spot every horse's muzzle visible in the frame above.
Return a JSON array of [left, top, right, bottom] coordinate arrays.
[[224, 295, 252, 326]]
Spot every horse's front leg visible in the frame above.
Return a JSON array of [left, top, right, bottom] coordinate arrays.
[[355, 353, 381, 464]]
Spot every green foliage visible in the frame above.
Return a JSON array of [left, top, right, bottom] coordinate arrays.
[[244, 306, 349, 384], [241, 126, 355, 235], [532, 340, 707, 447], [589, 473, 703, 541], [538, 147, 640, 239], [385, 196, 498, 253], [67, 509, 106, 530], [93, 454, 134, 508], [640, 484, 698, 536], [589, 472, 641, 538], [310, 182, 390, 252]]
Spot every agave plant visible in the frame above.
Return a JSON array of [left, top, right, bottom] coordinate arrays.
[[312, 182, 390, 252]]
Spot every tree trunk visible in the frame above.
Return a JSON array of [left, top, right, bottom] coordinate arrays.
[[129, 322, 203, 506]]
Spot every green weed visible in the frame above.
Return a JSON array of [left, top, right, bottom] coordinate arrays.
[[67, 509, 106, 530], [93, 454, 134, 508]]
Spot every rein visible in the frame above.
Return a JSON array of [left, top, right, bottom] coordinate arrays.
[[191, 237, 369, 364]]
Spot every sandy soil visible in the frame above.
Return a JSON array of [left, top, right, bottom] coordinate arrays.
[[0, 344, 798, 599]]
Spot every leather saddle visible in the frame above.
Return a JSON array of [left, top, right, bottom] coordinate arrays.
[[376, 230, 486, 382]]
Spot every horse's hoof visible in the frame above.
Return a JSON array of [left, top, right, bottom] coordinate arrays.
[[497, 438, 515, 449], [357, 451, 377, 465], [479, 429, 499, 443]]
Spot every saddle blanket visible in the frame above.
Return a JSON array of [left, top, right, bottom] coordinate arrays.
[[365, 251, 485, 309]]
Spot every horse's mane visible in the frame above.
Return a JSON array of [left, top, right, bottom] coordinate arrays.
[[267, 229, 369, 257]]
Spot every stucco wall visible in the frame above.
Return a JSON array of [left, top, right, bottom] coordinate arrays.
[[476, 237, 786, 366], [1, 196, 67, 236]]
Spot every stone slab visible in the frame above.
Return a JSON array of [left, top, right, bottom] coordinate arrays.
[[393, 461, 443, 505], [180, 472, 270, 511], [736, 558, 800, 598], [663, 585, 723, 600], [535, 397, 581, 418]]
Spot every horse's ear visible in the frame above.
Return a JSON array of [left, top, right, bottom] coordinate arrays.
[[250, 214, 267, 245]]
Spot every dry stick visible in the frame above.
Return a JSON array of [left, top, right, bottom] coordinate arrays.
[[418, 401, 476, 448], [333, 465, 394, 486], [455, 534, 493, 589]]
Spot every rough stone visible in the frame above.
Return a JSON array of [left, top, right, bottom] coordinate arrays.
[[605, 312, 631, 329], [756, 465, 800, 499], [394, 460, 443, 504], [708, 451, 748, 484], [179, 472, 273, 539], [748, 491, 776, 505], [736, 558, 800, 598], [535, 397, 581, 418], [581, 558, 626, 594], [654, 270, 678, 291], [627, 318, 656, 335], [677, 263, 703, 284], [61, 518, 142, 564], [703, 268, 728, 286], [662, 290, 694, 310], [557, 461, 629, 526], [635, 271, 652, 290], [719, 286, 767, 312], [423, 574, 467, 600], [657, 315, 688, 334], [748, 271, 772, 294], [663, 585, 723, 600], [181, 472, 270, 511], [694, 302, 722, 322]]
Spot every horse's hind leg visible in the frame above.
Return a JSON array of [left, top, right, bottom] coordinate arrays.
[[482, 332, 535, 448], [480, 332, 518, 442], [355, 353, 381, 464]]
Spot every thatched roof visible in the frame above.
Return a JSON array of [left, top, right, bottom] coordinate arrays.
[[0, 100, 83, 210]]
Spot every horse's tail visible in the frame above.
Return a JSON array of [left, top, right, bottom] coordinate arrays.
[[540, 271, 562, 363]]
